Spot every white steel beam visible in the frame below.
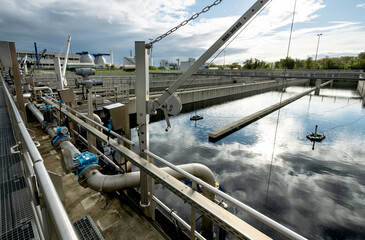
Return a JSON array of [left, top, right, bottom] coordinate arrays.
[[151, 0, 270, 113], [135, 41, 155, 218]]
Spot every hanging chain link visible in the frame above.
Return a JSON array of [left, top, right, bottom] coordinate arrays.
[[148, 0, 222, 47]]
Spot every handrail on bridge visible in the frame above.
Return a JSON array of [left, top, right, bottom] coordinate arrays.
[[43, 90, 307, 240], [144, 150, 307, 240], [0, 76, 78, 240], [43, 96, 135, 146]]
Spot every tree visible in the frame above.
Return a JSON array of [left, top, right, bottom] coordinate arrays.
[[294, 58, 305, 69], [322, 57, 343, 69], [243, 58, 269, 69], [358, 52, 365, 60], [149, 66, 158, 70], [305, 57, 314, 69], [358, 59, 365, 70], [275, 57, 295, 69], [209, 63, 218, 68], [229, 62, 241, 69]]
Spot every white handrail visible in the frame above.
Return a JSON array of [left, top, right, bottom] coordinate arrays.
[[144, 150, 307, 240], [43, 96, 135, 146], [1, 76, 78, 240]]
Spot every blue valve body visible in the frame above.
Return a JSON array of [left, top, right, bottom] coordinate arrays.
[[73, 152, 99, 179]]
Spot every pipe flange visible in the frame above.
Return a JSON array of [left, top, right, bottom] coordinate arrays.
[[78, 165, 101, 188], [52, 135, 71, 150]]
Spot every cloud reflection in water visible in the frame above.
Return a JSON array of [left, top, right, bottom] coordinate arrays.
[[131, 88, 365, 239]]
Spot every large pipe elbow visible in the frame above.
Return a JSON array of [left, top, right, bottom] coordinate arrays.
[[82, 163, 216, 198]]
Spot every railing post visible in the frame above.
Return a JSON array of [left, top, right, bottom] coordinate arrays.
[[315, 79, 321, 95], [9, 42, 27, 123], [190, 181, 197, 240], [135, 41, 155, 218]]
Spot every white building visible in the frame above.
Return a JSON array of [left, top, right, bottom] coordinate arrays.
[[159, 59, 169, 69], [124, 56, 153, 66], [16, 50, 80, 69], [180, 58, 196, 73]]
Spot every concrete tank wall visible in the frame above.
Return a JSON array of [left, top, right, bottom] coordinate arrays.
[[127, 79, 309, 114], [357, 80, 365, 105]]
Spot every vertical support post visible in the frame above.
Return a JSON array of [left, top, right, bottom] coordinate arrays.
[[87, 89, 96, 153], [34, 42, 40, 69], [110, 50, 113, 66], [135, 41, 154, 218], [9, 42, 27, 123], [61, 35, 71, 85], [315, 79, 321, 95], [190, 181, 197, 240], [54, 57, 64, 90]]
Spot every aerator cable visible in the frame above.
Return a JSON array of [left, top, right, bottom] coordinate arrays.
[[264, 0, 297, 219]]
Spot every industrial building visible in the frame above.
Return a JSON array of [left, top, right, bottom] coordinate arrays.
[[16, 50, 80, 69]]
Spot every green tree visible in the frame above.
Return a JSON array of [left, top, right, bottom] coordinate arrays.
[[357, 59, 365, 70], [149, 66, 158, 70], [229, 62, 241, 69], [243, 58, 269, 69], [275, 57, 295, 69], [209, 63, 218, 68], [305, 57, 314, 69], [294, 58, 305, 69], [358, 52, 365, 60]]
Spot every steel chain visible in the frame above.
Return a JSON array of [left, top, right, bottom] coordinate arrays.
[[148, 0, 222, 46]]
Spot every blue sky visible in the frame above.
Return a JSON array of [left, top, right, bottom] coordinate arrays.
[[0, 0, 364, 65]]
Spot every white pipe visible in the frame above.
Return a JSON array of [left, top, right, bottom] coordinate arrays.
[[26, 103, 44, 123], [44, 96, 135, 146], [62, 35, 71, 80], [0, 76, 78, 240], [145, 150, 307, 240], [93, 113, 103, 130], [34, 86, 53, 93], [83, 163, 215, 195]]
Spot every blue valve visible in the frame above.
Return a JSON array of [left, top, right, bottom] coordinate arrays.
[[73, 152, 99, 179]]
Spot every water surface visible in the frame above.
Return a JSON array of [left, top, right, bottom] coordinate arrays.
[[131, 87, 365, 239]]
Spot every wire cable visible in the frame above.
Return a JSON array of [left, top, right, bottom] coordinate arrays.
[[321, 113, 365, 133], [177, 0, 273, 97], [263, 0, 297, 219]]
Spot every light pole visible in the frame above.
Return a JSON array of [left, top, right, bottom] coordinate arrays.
[[314, 33, 322, 70]]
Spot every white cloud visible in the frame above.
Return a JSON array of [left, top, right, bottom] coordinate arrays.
[[356, 3, 365, 8], [0, 0, 364, 64]]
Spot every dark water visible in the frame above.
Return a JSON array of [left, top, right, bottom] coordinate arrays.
[[131, 87, 365, 240]]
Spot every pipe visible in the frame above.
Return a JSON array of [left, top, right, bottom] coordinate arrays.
[[33, 86, 53, 93], [71, 128, 123, 172], [27, 103, 44, 123], [83, 163, 215, 195], [93, 113, 102, 125], [145, 150, 307, 240], [1, 76, 78, 240], [82, 163, 216, 237], [43, 96, 135, 146]]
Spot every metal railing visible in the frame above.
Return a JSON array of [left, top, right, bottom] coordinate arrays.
[[144, 150, 307, 240], [44, 92, 307, 240], [43, 96, 135, 146], [0, 75, 78, 240]]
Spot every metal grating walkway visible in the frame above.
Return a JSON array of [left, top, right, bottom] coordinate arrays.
[[73, 215, 104, 240], [0, 85, 39, 240]]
